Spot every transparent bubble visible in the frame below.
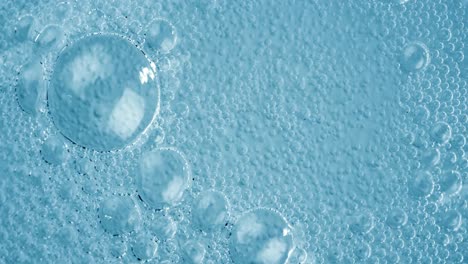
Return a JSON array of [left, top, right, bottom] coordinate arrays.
[[144, 18, 177, 54], [386, 208, 408, 229], [41, 135, 68, 165], [131, 234, 158, 261], [192, 190, 229, 232], [148, 213, 177, 241], [16, 58, 45, 115], [349, 212, 375, 234], [15, 15, 35, 42], [182, 240, 205, 264], [408, 171, 434, 198], [400, 42, 430, 73], [137, 148, 190, 209], [438, 210, 462, 232], [98, 196, 142, 236], [229, 208, 294, 264], [419, 148, 440, 168], [48, 34, 160, 151], [439, 171, 462, 196], [35, 25, 66, 51], [430, 122, 452, 145], [110, 239, 127, 258], [287, 247, 307, 263], [353, 241, 372, 260]]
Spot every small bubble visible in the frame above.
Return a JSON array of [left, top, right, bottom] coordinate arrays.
[[438, 210, 462, 232], [408, 171, 434, 198], [353, 241, 372, 260], [15, 15, 35, 42], [349, 212, 375, 234], [386, 208, 408, 228], [419, 148, 440, 168], [287, 247, 308, 263], [192, 190, 229, 232], [144, 18, 177, 54], [430, 122, 452, 145], [182, 240, 205, 264], [16, 58, 45, 115], [41, 135, 68, 165], [137, 148, 190, 209], [131, 234, 158, 261], [400, 42, 430, 73], [35, 25, 66, 51], [99, 196, 142, 236], [229, 208, 294, 264], [439, 171, 462, 197]]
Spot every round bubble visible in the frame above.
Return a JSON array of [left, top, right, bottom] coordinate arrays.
[[35, 25, 66, 51], [48, 34, 160, 151], [349, 212, 375, 234], [386, 208, 408, 228], [408, 171, 434, 198], [419, 148, 440, 168], [438, 210, 462, 232], [229, 208, 294, 264], [192, 190, 229, 232], [131, 235, 158, 261], [41, 135, 68, 165], [400, 42, 430, 72], [99, 196, 142, 236], [138, 148, 190, 209], [17, 58, 45, 115], [430, 122, 452, 145], [182, 240, 205, 264], [439, 171, 462, 197], [287, 247, 307, 263], [144, 18, 177, 54]]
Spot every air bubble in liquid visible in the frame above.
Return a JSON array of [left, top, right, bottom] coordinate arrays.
[[229, 208, 294, 264], [99, 196, 142, 236], [438, 210, 462, 232], [386, 208, 408, 229], [131, 235, 158, 261], [48, 34, 160, 151], [41, 135, 68, 165], [182, 240, 206, 264], [144, 18, 177, 54], [349, 212, 375, 234], [400, 42, 430, 73], [408, 171, 434, 198], [16, 58, 45, 115], [35, 25, 66, 51], [430, 122, 452, 146], [439, 171, 462, 197], [192, 190, 229, 232], [137, 148, 190, 209]]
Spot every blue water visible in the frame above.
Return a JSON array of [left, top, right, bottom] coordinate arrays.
[[0, 0, 467, 263]]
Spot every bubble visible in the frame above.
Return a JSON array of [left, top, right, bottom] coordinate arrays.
[[386, 208, 408, 228], [15, 15, 35, 42], [35, 25, 66, 51], [438, 210, 462, 232], [419, 148, 440, 168], [48, 34, 160, 151], [409, 171, 434, 198], [229, 208, 294, 264], [16, 58, 45, 115], [144, 18, 177, 54], [287, 247, 307, 263], [400, 42, 430, 72], [182, 240, 205, 264], [430, 122, 452, 145], [41, 135, 68, 165], [110, 240, 127, 258], [439, 171, 462, 197], [131, 235, 158, 261], [192, 190, 229, 232], [137, 148, 190, 209], [148, 213, 177, 240], [349, 212, 375, 234], [98, 196, 142, 236], [353, 242, 372, 260]]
